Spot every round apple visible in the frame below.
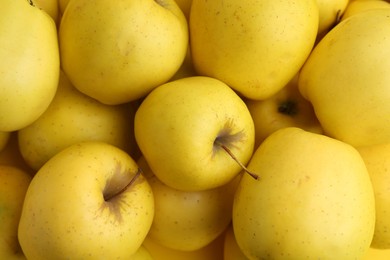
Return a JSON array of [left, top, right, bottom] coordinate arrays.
[[18, 142, 154, 259], [134, 76, 255, 191]]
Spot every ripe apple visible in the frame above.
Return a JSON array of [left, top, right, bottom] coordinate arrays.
[[134, 76, 255, 191], [299, 9, 390, 147], [0, 0, 59, 132], [0, 166, 32, 259], [32, 0, 59, 23], [59, 0, 188, 105], [357, 143, 390, 249], [174, 0, 192, 19], [190, 0, 318, 100], [245, 74, 323, 149], [130, 245, 153, 260], [18, 142, 154, 259], [362, 247, 390, 260], [341, 0, 390, 20], [233, 127, 375, 259], [138, 156, 239, 251], [18, 70, 139, 171]]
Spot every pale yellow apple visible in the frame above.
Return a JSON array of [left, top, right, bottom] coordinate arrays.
[[357, 143, 390, 249], [233, 127, 375, 259], [134, 76, 255, 191], [143, 230, 225, 260], [341, 0, 390, 20], [18, 70, 139, 171], [190, 0, 319, 100], [18, 142, 154, 259], [175, 0, 192, 19], [246, 74, 323, 149], [138, 156, 239, 251], [315, 0, 349, 37], [0, 166, 32, 260], [59, 0, 188, 105], [58, 0, 70, 14], [0, 0, 59, 131], [223, 224, 249, 260], [299, 9, 390, 147], [32, 0, 59, 23]]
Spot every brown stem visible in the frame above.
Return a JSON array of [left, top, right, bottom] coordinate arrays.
[[216, 141, 259, 180], [105, 167, 142, 201]]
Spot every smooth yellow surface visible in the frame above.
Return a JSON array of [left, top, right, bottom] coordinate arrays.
[[299, 9, 390, 147], [233, 127, 375, 259], [134, 76, 255, 191], [0, 0, 59, 131], [0, 166, 31, 260], [139, 156, 238, 251], [362, 247, 390, 260], [246, 74, 323, 149], [358, 143, 390, 249], [59, 0, 188, 104], [18, 142, 154, 259], [342, 0, 390, 20], [18, 71, 138, 171], [33, 0, 59, 23], [223, 225, 249, 260], [190, 0, 319, 100]]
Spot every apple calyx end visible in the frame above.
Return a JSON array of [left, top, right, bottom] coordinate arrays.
[[278, 100, 298, 116], [215, 141, 259, 180]]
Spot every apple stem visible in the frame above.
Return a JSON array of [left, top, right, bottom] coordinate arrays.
[[105, 167, 142, 201], [216, 142, 259, 180]]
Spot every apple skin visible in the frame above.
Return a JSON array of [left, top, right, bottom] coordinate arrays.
[[0, 166, 32, 259], [59, 0, 188, 105], [134, 76, 255, 191], [233, 127, 375, 259], [0, 131, 10, 152], [341, 0, 390, 21], [18, 142, 154, 259], [18, 70, 139, 171], [246, 74, 323, 149], [298, 9, 390, 147], [190, 0, 318, 100], [357, 143, 390, 249], [0, 0, 59, 131]]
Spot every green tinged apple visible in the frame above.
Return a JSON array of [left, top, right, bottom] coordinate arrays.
[[18, 142, 154, 259], [299, 8, 390, 147], [134, 76, 255, 191], [233, 127, 375, 259], [59, 0, 188, 105], [0, 0, 59, 131], [190, 0, 319, 100]]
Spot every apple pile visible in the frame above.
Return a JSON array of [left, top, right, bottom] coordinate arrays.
[[2, 0, 390, 259]]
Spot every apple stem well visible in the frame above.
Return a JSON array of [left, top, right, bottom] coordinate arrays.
[[214, 141, 259, 180], [278, 100, 298, 116], [104, 167, 142, 201]]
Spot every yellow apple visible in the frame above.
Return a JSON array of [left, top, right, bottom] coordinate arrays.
[[142, 230, 225, 260], [233, 127, 375, 259], [341, 0, 390, 20], [18, 142, 154, 259], [0, 166, 32, 260], [362, 247, 390, 260], [357, 143, 390, 249], [130, 245, 153, 260], [190, 0, 319, 100], [59, 0, 188, 105], [58, 0, 70, 14], [175, 0, 192, 19], [138, 156, 239, 251], [223, 224, 249, 260], [299, 9, 390, 147], [18, 70, 139, 171], [315, 0, 349, 37], [134, 76, 255, 191], [246, 74, 323, 149], [0, 0, 59, 131]]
